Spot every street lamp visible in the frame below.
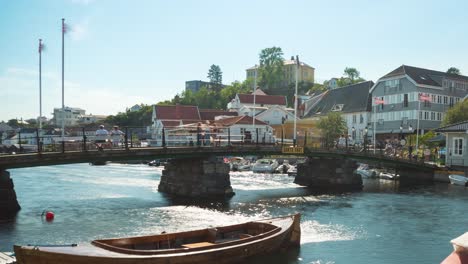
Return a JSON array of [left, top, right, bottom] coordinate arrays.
[[364, 126, 368, 152], [408, 124, 413, 159]]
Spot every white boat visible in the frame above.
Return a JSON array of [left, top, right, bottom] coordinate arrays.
[[448, 174, 468, 186], [355, 164, 377, 178], [287, 165, 297, 176], [229, 157, 251, 171], [252, 159, 279, 173], [379, 171, 399, 180], [275, 160, 291, 174]]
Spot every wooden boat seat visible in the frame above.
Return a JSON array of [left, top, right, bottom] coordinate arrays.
[[181, 242, 215, 249]]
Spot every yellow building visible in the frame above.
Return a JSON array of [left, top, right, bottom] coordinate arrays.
[[246, 59, 315, 87]]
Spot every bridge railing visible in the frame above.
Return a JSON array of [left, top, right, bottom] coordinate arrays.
[[0, 125, 278, 155]]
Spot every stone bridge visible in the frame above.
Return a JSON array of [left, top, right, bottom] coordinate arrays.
[[0, 145, 437, 217]]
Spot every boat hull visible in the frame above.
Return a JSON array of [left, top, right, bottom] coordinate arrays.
[[449, 175, 468, 186], [14, 214, 301, 264]]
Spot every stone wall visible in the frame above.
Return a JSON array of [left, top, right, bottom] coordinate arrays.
[[158, 157, 234, 198], [0, 169, 21, 217], [294, 157, 362, 191]]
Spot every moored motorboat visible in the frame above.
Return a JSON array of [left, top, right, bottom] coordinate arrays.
[[379, 171, 399, 180], [355, 164, 377, 178], [14, 214, 301, 264], [449, 174, 468, 187], [252, 159, 279, 173]]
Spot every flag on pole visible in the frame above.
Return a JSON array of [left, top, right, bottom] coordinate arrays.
[[374, 97, 385, 105], [38, 40, 44, 53], [62, 22, 69, 34], [418, 93, 430, 102]]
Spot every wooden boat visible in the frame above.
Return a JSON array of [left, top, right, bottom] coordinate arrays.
[[441, 232, 468, 264], [14, 214, 301, 264]]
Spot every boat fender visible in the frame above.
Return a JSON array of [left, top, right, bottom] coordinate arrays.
[[45, 211, 55, 221]]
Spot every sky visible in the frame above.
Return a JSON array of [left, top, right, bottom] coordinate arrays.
[[1, 0, 468, 122]]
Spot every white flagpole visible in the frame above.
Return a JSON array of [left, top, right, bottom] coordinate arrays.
[[373, 102, 376, 154], [39, 39, 42, 131], [61, 18, 65, 143], [253, 64, 257, 142], [416, 94, 421, 152], [293, 55, 299, 147]]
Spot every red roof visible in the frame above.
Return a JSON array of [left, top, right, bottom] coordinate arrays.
[[199, 109, 237, 120], [238, 94, 286, 105], [155, 105, 200, 120], [214, 115, 267, 126]]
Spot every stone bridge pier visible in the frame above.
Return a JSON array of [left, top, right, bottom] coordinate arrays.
[[294, 157, 362, 191], [158, 157, 234, 198], [0, 169, 21, 217]]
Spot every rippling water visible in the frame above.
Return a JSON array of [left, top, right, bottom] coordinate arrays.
[[1, 163, 468, 263]]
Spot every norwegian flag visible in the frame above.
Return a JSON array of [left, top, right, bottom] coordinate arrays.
[[419, 93, 430, 102], [374, 97, 385, 105], [62, 22, 69, 34], [38, 40, 44, 53]]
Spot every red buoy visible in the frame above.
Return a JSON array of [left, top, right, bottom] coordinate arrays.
[[45, 211, 55, 221]]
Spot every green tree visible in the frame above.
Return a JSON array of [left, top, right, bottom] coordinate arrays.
[[258, 47, 284, 91], [317, 112, 346, 148], [309, 83, 327, 94], [447, 67, 461, 75], [441, 99, 468, 126], [344, 67, 360, 82], [207, 64, 223, 89], [105, 104, 153, 127]]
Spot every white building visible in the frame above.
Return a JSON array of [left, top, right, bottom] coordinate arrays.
[[52, 107, 86, 126], [227, 89, 295, 125]]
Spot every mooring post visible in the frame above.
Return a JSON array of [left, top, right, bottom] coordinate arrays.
[[82, 127, 87, 151]]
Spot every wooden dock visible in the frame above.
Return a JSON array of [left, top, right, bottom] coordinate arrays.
[[0, 252, 15, 264]]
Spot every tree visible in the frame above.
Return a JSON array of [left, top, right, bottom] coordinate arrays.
[[338, 67, 366, 87], [344, 67, 360, 82], [258, 47, 284, 91], [207, 65, 223, 89], [447, 67, 461, 75], [441, 99, 468, 126], [317, 112, 347, 148]]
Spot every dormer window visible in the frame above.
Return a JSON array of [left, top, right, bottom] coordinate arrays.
[[331, 104, 344, 112]]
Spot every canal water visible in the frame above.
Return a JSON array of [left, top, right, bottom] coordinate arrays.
[[1, 163, 467, 263]]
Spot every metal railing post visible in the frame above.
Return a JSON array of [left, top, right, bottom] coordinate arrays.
[[130, 129, 133, 148], [228, 127, 231, 146], [256, 128, 258, 147], [162, 127, 166, 147], [18, 132, 22, 151], [124, 127, 129, 150], [62, 140, 65, 153], [82, 127, 87, 151], [36, 128, 41, 154]]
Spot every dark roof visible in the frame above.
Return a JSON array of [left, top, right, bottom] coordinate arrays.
[[199, 109, 237, 120], [214, 115, 267, 126], [305, 81, 374, 117], [19, 128, 37, 134], [155, 105, 200, 120], [381, 65, 468, 87], [238, 94, 287, 105], [436, 120, 468, 132]]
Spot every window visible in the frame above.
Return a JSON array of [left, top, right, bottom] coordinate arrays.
[[431, 94, 436, 103], [332, 104, 344, 111], [437, 112, 442, 121], [360, 114, 364, 124], [431, 112, 435, 121], [424, 99, 431, 107], [380, 97, 384, 110], [437, 95, 442, 104], [352, 115, 357, 123], [424, 111, 429, 120], [443, 96, 448, 105], [453, 138, 464, 156], [403, 94, 408, 107], [449, 97, 454, 107]]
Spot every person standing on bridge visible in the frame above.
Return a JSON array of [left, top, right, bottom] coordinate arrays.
[[95, 125, 109, 150], [110, 126, 124, 148]]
